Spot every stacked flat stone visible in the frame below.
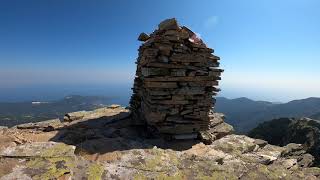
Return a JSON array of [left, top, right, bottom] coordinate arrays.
[[130, 18, 223, 137]]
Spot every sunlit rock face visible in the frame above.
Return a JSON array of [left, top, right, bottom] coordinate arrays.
[[129, 18, 223, 138]]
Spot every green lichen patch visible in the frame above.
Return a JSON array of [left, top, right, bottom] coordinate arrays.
[[301, 167, 320, 176], [155, 171, 186, 180], [87, 163, 104, 180], [0, 158, 19, 177], [196, 170, 238, 180], [135, 149, 179, 172], [132, 168, 188, 180], [25, 156, 75, 180], [241, 164, 295, 180], [133, 173, 148, 180], [41, 143, 75, 157]]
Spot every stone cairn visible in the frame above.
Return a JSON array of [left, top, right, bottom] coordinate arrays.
[[130, 18, 224, 140]]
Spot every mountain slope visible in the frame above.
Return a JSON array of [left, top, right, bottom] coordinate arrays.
[[215, 97, 320, 133], [248, 117, 320, 166], [0, 95, 113, 127], [2, 96, 320, 131]]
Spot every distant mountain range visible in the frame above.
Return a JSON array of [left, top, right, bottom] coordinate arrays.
[[1, 95, 320, 132], [0, 95, 113, 127], [215, 97, 320, 133]]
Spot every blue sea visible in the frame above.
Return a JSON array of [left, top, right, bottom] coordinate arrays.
[[0, 84, 132, 106]]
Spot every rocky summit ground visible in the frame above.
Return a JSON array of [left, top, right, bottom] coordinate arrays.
[[0, 106, 320, 180]]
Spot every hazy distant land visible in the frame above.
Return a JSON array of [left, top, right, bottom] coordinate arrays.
[[1, 95, 320, 132]]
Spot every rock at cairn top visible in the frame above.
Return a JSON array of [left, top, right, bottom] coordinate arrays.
[[130, 18, 226, 141], [158, 18, 180, 30], [138, 32, 150, 41]]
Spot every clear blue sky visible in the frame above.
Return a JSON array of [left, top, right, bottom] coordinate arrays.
[[0, 0, 319, 102]]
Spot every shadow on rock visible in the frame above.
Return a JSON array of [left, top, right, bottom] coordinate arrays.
[[50, 107, 200, 155]]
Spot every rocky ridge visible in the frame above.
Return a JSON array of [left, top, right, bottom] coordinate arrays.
[[0, 106, 319, 179], [249, 117, 320, 167]]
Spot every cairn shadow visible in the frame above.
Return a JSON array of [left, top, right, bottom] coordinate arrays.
[[50, 111, 200, 155]]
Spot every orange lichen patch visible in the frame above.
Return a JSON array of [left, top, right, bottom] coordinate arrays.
[[0, 158, 19, 177], [0, 134, 16, 151], [18, 131, 59, 142], [95, 151, 122, 162], [57, 173, 72, 180], [77, 150, 122, 163]]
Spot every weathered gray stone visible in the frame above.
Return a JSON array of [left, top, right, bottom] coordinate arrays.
[[144, 81, 177, 88], [158, 18, 179, 30], [138, 32, 150, 41], [141, 67, 170, 76], [64, 111, 87, 122], [15, 119, 62, 131], [64, 107, 130, 125], [144, 110, 166, 124], [209, 122, 234, 139], [107, 104, 121, 109], [156, 43, 172, 56], [0, 142, 75, 158], [173, 133, 198, 140], [171, 69, 186, 76], [0, 126, 7, 130]]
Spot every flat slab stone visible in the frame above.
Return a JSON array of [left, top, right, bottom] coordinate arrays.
[[209, 122, 234, 139], [0, 142, 75, 158], [158, 18, 179, 30], [15, 119, 62, 130], [64, 106, 130, 125], [174, 133, 198, 140], [144, 76, 220, 82]]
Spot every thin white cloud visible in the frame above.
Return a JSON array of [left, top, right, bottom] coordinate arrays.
[[204, 16, 219, 29], [220, 71, 320, 101]]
